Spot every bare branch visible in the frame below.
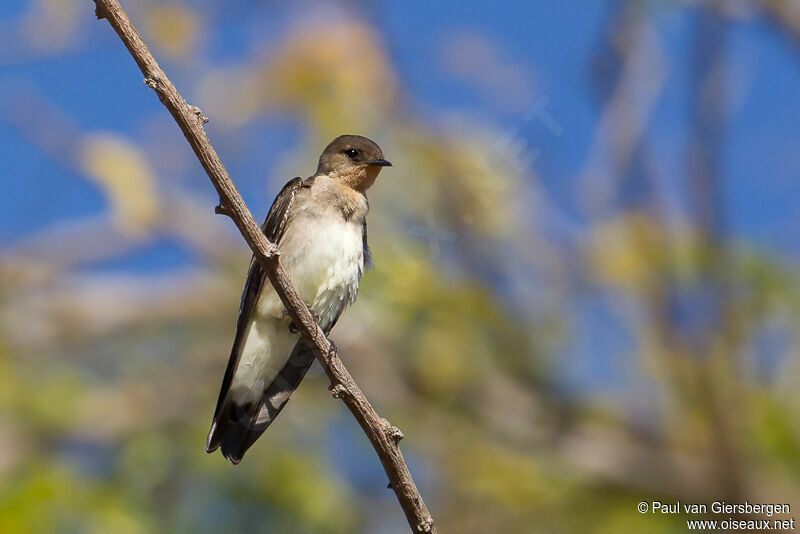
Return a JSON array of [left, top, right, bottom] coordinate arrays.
[[761, 0, 800, 49], [92, 1, 437, 531]]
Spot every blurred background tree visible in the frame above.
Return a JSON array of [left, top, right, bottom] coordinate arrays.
[[1, 1, 799, 533]]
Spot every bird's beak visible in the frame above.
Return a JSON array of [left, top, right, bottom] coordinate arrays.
[[366, 159, 392, 167]]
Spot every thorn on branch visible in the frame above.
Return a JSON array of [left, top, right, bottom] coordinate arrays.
[[387, 481, 393, 489], [188, 104, 209, 124], [329, 384, 347, 399]]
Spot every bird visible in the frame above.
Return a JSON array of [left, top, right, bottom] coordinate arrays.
[[205, 134, 391, 464]]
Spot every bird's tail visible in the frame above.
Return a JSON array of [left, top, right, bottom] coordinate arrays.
[[205, 339, 316, 464]]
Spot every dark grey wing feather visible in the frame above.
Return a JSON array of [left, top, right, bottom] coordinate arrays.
[[205, 177, 305, 456], [263, 176, 309, 244], [362, 219, 373, 271]]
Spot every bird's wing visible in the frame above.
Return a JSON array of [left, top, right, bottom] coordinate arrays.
[[263, 176, 311, 244], [362, 218, 373, 272], [206, 177, 307, 455]]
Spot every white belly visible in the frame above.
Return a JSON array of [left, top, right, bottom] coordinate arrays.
[[257, 215, 364, 325]]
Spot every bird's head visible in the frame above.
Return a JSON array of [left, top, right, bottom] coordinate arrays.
[[316, 134, 391, 192]]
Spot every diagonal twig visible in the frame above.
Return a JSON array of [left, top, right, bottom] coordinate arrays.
[[92, 1, 436, 532]]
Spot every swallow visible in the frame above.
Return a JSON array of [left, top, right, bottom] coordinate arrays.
[[205, 135, 391, 464]]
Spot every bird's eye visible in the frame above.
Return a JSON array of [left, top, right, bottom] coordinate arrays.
[[344, 148, 358, 159]]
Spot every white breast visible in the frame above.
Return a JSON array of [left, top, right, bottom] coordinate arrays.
[[286, 215, 364, 325], [255, 213, 364, 328]]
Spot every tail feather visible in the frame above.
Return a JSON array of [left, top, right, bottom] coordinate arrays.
[[205, 339, 317, 464]]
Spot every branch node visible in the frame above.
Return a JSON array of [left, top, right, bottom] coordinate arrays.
[[417, 519, 434, 533], [214, 202, 232, 217], [382, 419, 405, 444], [144, 76, 158, 90], [329, 384, 347, 399], [265, 243, 280, 257], [94, 2, 108, 19], [253, 248, 280, 263], [326, 339, 339, 361], [188, 104, 209, 124]]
